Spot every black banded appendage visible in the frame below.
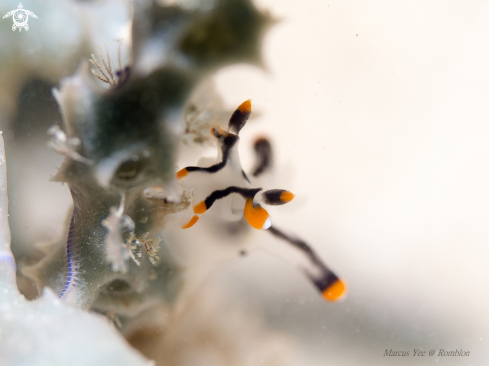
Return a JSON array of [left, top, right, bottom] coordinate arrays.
[[228, 100, 252, 135], [267, 226, 346, 301], [262, 189, 294, 205], [252, 137, 272, 177], [310, 270, 340, 293]]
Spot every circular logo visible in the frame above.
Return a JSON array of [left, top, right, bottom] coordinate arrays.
[[2, 4, 38, 32], [12, 9, 28, 29]]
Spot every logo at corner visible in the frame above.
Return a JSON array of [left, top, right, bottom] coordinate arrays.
[[3, 3, 38, 32]]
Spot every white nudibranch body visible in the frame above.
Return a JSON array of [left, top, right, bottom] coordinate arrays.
[[174, 100, 285, 231], [148, 100, 348, 302]]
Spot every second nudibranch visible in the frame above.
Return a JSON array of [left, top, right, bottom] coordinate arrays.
[[175, 100, 347, 302]]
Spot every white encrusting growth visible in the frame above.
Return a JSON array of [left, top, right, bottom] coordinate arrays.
[[47, 125, 93, 165], [143, 185, 197, 228], [102, 194, 138, 272]]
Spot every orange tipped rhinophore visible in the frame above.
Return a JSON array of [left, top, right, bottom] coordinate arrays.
[[238, 99, 252, 113], [244, 197, 271, 230], [193, 201, 207, 214], [176, 168, 188, 180], [229, 100, 252, 135], [182, 215, 199, 229], [279, 191, 295, 203], [322, 279, 347, 301], [261, 189, 295, 206], [266, 226, 346, 302]]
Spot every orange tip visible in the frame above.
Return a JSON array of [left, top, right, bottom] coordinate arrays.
[[193, 201, 207, 214], [176, 168, 188, 179], [322, 279, 347, 301], [244, 197, 271, 230], [238, 99, 252, 113], [182, 215, 199, 229], [211, 124, 227, 137], [280, 191, 295, 203]]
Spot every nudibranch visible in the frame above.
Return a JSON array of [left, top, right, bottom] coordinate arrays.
[[175, 100, 346, 302]]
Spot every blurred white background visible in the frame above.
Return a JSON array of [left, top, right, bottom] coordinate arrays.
[[212, 0, 489, 365]]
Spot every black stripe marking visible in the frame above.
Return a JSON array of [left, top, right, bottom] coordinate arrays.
[[184, 134, 238, 174], [252, 138, 272, 177], [267, 226, 339, 293], [203, 186, 262, 211], [262, 189, 288, 206]]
